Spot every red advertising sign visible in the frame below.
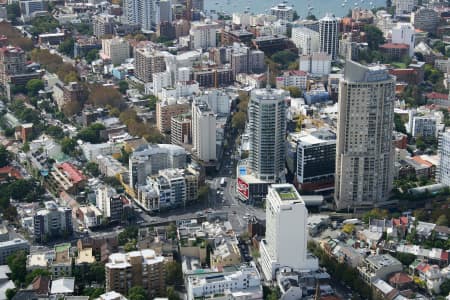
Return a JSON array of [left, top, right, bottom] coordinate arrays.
[[237, 177, 249, 199]]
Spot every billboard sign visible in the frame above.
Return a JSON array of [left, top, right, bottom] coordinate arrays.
[[237, 177, 249, 199]]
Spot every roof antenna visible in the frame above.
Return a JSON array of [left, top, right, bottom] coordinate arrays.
[[266, 66, 270, 90]]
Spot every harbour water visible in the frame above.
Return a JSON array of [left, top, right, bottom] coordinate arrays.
[[205, 0, 387, 18]]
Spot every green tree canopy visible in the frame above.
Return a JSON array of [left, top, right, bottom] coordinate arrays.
[[59, 38, 75, 57], [128, 286, 147, 300], [363, 24, 385, 50], [7, 251, 27, 284], [85, 49, 99, 64], [231, 111, 246, 132], [118, 80, 129, 94], [26, 79, 44, 96], [77, 123, 106, 144], [0, 146, 11, 168], [271, 50, 298, 69]]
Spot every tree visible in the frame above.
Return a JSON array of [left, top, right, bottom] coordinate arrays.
[[45, 125, 65, 140], [6, 3, 20, 22], [271, 50, 298, 69], [394, 114, 406, 134], [232, 111, 246, 132], [166, 261, 183, 287], [85, 162, 100, 177], [118, 80, 129, 94], [25, 269, 51, 285], [416, 136, 426, 151], [5, 289, 16, 300], [342, 224, 355, 234], [148, 95, 158, 110], [166, 286, 180, 300], [0, 146, 11, 168], [124, 240, 137, 252], [77, 123, 106, 144], [59, 38, 75, 57], [440, 279, 450, 296], [7, 251, 27, 285], [284, 86, 302, 98], [436, 214, 448, 226], [85, 49, 99, 64], [88, 85, 125, 109], [26, 79, 44, 96], [362, 208, 389, 223], [118, 226, 138, 245], [128, 286, 147, 300], [82, 287, 105, 299], [30, 16, 59, 35], [61, 137, 77, 155], [363, 24, 385, 50]]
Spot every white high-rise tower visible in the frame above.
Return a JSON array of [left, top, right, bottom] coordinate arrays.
[[248, 84, 288, 182], [335, 60, 395, 211], [259, 184, 318, 281], [319, 14, 339, 60], [123, 0, 157, 32]]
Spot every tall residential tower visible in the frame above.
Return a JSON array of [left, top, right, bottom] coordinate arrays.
[[334, 60, 395, 211], [248, 86, 288, 182]]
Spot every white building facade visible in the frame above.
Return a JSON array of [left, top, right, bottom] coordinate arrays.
[[260, 184, 318, 281]]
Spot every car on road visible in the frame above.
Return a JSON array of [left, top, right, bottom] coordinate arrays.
[[232, 211, 237, 214]]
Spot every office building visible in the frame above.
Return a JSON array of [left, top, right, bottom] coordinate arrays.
[[270, 3, 294, 21], [335, 60, 395, 211], [296, 130, 336, 193], [171, 114, 191, 145], [409, 115, 437, 138], [192, 101, 216, 162], [158, 0, 172, 23], [33, 201, 73, 243], [134, 47, 166, 83], [96, 186, 123, 222], [291, 26, 319, 55], [0, 239, 29, 264], [260, 184, 318, 280], [391, 23, 416, 57], [248, 86, 288, 182], [123, 0, 157, 32], [189, 20, 221, 50], [92, 14, 115, 37], [19, 0, 46, 21], [101, 38, 130, 66], [186, 263, 263, 300], [438, 130, 450, 186], [156, 99, 190, 133], [105, 249, 166, 297], [319, 14, 339, 60], [411, 7, 440, 35], [129, 144, 187, 188]]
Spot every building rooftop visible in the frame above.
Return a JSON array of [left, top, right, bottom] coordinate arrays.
[[366, 254, 401, 268], [272, 184, 302, 202], [50, 277, 75, 295]]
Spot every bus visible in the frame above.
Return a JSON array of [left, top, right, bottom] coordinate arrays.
[[220, 177, 226, 187]]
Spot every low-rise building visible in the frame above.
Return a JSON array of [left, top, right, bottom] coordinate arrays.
[[210, 240, 241, 268], [33, 201, 73, 243], [105, 249, 166, 297], [0, 239, 29, 265], [358, 254, 403, 284], [276, 70, 308, 90], [186, 263, 262, 300], [47, 162, 86, 194]]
